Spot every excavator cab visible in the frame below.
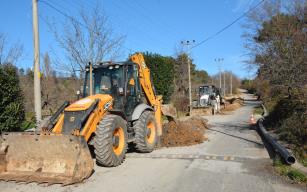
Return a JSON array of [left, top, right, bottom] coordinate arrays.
[[83, 62, 143, 118]]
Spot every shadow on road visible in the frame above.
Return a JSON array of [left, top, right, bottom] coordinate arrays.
[[207, 127, 264, 147], [212, 122, 253, 133]]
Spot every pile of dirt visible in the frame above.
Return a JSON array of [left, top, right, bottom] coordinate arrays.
[[228, 97, 243, 104], [190, 107, 212, 116], [222, 102, 242, 111], [161, 116, 208, 147], [222, 98, 244, 111]]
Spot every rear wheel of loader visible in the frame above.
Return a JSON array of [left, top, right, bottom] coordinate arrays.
[[133, 111, 157, 152], [94, 114, 127, 167]]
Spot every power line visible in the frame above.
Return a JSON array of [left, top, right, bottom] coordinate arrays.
[[60, 0, 83, 10], [74, 1, 171, 48], [108, 0, 172, 48], [125, 0, 183, 41], [190, 0, 265, 50], [39, 0, 136, 53], [39, 0, 87, 28]]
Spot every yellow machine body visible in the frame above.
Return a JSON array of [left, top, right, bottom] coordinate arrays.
[[0, 53, 176, 185], [52, 94, 113, 140]]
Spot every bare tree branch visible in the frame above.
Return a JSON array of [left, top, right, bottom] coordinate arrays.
[[48, 4, 125, 73], [0, 33, 23, 65]]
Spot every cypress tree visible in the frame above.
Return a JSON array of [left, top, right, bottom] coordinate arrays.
[[0, 64, 25, 132]]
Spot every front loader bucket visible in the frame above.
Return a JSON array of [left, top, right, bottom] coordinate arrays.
[[0, 133, 93, 185]]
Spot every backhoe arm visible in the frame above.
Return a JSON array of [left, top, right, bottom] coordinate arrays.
[[130, 53, 163, 135]]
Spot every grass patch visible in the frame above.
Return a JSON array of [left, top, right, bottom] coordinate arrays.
[[253, 106, 264, 115], [274, 159, 307, 184], [264, 99, 279, 113], [288, 170, 306, 182], [301, 158, 307, 167], [21, 112, 36, 130]]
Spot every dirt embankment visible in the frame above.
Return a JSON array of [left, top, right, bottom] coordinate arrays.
[[161, 116, 208, 147]]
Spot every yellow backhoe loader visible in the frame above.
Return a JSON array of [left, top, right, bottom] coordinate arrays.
[[0, 53, 176, 185]]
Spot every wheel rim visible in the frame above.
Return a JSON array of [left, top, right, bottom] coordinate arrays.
[[146, 121, 156, 144], [112, 127, 125, 156]]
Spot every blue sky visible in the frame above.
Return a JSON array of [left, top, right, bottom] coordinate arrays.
[[0, 0, 259, 78]]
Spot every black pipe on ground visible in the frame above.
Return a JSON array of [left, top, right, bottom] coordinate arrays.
[[257, 118, 296, 165]]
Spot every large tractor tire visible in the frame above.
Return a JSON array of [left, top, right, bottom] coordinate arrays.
[[94, 114, 127, 167], [133, 111, 158, 152]]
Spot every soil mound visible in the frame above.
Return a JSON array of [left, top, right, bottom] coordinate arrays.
[[161, 116, 208, 147], [223, 98, 244, 111]]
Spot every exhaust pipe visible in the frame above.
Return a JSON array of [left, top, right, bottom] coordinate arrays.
[[257, 119, 296, 165]]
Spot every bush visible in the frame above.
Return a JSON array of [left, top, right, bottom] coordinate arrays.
[[241, 79, 257, 94], [142, 52, 175, 103], [0, 64, 25, 132], [265, 89, 306, 160], [21, 112, 36, 131]]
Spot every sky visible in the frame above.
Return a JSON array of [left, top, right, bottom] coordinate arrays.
[[0, 0, 260, 78]]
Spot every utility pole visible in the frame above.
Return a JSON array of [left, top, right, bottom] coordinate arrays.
[[230, 72, 233, 95], [181, 40, 195, 116], [223, 70, 226, 96], [219, 66, 222, 89], [215, 58, 224, 94], [32, 0, 42, 123]]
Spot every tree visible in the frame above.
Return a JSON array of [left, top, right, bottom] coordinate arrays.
[[254, 13, 306, 87], [241, 1, 306, 159], [172, 53, 210, 112], [0, 64, 25, 132], [210, 71, 240, 95], [142, 52, 175, 103], [0, 34, 25, 132], [18, 68, 25, 76], [173, 53, 210, 95], [42, 53, 52, 78], [192, 70, 209, 87], [0, 33, 23, 65], [41, 53, 56, 114], [173, 53, 189, 96], [243, 0, 306, 88], [49, 4, 124, 74]]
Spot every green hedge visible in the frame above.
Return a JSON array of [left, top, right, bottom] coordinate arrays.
[[0, 64, 25, 132], [143, 52, 175, 103]]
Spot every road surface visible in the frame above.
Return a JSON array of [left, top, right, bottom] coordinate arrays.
[[0, 92, 304, 192]]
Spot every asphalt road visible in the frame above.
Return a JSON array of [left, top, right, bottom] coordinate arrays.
[[0, 93, 305, 192]]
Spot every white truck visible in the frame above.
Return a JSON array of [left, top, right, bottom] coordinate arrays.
[[194, 85, 222, 114]]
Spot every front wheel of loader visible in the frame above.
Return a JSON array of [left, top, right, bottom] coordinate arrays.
[[133, 111, 157, 152], [94, 114, 127, 167]]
